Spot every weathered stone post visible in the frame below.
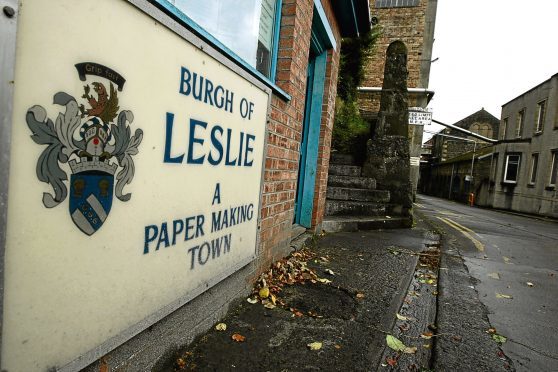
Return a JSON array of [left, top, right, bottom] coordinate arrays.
[[362, 41, 413, 220]]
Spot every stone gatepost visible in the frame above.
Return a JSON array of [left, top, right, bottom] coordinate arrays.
[[362, 41, 413, 218]]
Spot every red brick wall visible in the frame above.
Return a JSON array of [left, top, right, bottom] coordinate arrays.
[[257, 0, 341, 269], [312, 0, 341, 227]]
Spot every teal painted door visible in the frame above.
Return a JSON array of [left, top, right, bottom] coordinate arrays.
[[295, 50, 327, 227]]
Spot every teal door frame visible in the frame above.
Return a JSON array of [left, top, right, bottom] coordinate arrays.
[[295, 7, 332, 228]]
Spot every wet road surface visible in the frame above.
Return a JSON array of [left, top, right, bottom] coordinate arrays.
[[416, 195, 558, 371]]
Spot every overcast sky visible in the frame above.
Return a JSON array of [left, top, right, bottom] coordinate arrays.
[[425, 0, 558, 141]]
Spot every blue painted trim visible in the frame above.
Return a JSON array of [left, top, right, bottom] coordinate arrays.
[[298, 51, 327, 227], [313, 0, 336, 51], [152, 0, 291, 101], [270, 0, 283, 82], [295, 57, 315, 225], [350, 0, 360, 37]]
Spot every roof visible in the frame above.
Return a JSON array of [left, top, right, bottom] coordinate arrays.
[[501, 73, 558, 108], [440, 145, 494, 165]]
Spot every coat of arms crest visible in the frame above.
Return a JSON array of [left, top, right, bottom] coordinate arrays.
[[26, 63, 143, 235]]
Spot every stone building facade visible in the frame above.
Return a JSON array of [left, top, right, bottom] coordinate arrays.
[[419, 109, 499, 202], [357, 0, 438, 198], [359, 0, 437, 114], [420, 75, 558, 218], [487, 73, 558, 217], [430, 108, 500, 162]]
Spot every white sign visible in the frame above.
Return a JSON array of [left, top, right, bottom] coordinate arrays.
[[410, 157, 421, 166], [2, 0, 269, 370], [409, 107, 432, 125]]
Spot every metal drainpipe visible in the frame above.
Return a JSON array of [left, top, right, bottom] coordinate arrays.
[[470, 141, 477, 177], [448, 163, 455, 200]]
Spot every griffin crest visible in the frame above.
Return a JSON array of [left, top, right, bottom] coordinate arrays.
[[79, 82, 119, 123]]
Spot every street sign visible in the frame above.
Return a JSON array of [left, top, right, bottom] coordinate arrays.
[[409, 107, 432, 125]]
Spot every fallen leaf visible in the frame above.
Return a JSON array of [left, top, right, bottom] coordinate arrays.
[[334, 344, 342, 349], [270, 293, 277, 305], [496, 293, 513, 299], [259, 287, 270, 299], [215, 323, 227, 331], [526, 282, 534, 287], [247, 297, 258, 304], [176, 357, 186, 369], [488, 272, 501, 280], [294, 311, 304, 317], [421, 332, 434, 339], [317, 278, 332, 284], [423, 344, 431, 349], [386, 357, 398, 366], [403, 346, 418, 354], [396, 313, 409, 321], [231, 333, 246, 342], [356, 293, 365, 299], [487, 328, 497, 334], [264, 302, 276, 309], [386, 335, 406, 352], [503, 256, 511, 264], [100, 358, 109, 372], [492, 334, 507, 344], [307, 342, 322, 350], [432, 291, 439, 296], [325, 269, 335, 275]]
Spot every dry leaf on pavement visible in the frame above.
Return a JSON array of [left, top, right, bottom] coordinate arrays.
[[396, 313, 409, 321], [307, 342, 322, 350], [231, 333, 246, 342], [215, 323, 227, 331], [496, 293, 513, 299], [420, 332, 433, 339], [259, 287, 270, 299]]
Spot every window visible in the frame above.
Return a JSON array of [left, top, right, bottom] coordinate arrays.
[[164, 0, 280, 79], [550, 151, 558, 186], [501, 118, 508, 140], [529, 153, 539, 184], [503, 154, 521, 183], [535, 100, 546, 133], [515, 109, 525, 138], [375, 0, 419, 7]]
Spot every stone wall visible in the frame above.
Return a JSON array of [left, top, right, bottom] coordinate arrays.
[[357, 0, 436, 115]]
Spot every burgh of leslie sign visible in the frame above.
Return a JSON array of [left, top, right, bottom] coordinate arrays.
[[1, 0, 269, 370]]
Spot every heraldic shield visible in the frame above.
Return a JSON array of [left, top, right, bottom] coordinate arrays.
[[69, 169, 115, 235], [26, 62, 143, 236]]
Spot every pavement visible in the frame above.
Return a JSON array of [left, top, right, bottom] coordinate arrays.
[[153, 212, 515, 371]]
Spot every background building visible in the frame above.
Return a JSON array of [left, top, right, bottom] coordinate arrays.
[[488, 73, 558, 217]]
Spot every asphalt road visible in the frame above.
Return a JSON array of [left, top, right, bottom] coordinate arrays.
[[416, 194, 558, 371]]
